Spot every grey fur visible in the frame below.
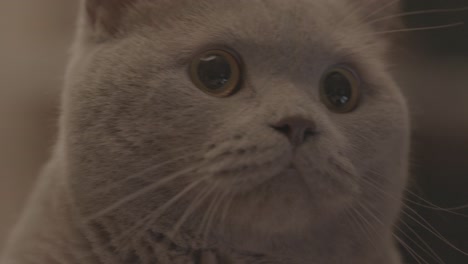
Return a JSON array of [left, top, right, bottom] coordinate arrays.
[[2, 0, 409, 263]]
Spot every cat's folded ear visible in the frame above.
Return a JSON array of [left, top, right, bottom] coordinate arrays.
[[82, 0, 139, 40]]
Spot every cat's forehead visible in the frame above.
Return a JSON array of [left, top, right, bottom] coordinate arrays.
[[147, 0, 361, 37], [133, 0, 376, 60]]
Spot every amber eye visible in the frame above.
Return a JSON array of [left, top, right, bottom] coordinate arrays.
[[190, 49, 241, 97], [320, 66, 361, 113]]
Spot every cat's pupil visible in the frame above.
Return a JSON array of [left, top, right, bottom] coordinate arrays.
[[197, 54, 232, 90], [323, 72, 352, 107]]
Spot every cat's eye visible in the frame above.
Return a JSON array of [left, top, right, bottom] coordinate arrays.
[[190, 49, 241, 97], [320, 66, 361, 113]]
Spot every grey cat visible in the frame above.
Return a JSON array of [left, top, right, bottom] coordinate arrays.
[[1, 0, 410, 263]]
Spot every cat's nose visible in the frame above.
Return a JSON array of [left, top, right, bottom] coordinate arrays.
[[271, 116, 317, 146]]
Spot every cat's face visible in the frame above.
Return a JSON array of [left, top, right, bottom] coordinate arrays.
[[64, 0, 409, 258]]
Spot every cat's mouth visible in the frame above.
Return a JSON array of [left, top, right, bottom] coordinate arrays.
[[254, 161, 308, 192], [250, 161, 303, 192]]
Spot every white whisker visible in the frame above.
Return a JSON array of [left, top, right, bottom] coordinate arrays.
[[398, 218, 446, 264], [196, 184, 220, 246], [85, 162, 205, 222], [91, 147, 198, 195], [358, 201, 445, 264], [368, 169, 468, 216], [404, 189, 468, 216], [169, 183, 217, 246], [394, 234, 426, 264], [361, 172, 468, 258], [367, 6, 468, 26], [346, 207, 377, 250], [370, 22, 464, 35], [201, 188, 226, 248], [402, 205, 468, 256], [362, 0, 401, 21], [118, 174, 211, 244]]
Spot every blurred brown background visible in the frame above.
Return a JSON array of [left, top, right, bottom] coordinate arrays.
[[0, 0, 77, 252], [0, 1, 467, 263]]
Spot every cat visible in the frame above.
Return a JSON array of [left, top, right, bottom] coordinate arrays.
[[1, 0, 410, 263]]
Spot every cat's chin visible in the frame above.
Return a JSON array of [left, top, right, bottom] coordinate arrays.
[[218, 167, 350, 246]]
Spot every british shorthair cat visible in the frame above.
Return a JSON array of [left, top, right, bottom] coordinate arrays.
[[2, 0, 409, 263]]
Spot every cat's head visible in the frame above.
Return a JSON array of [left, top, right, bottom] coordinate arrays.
[[63, 0, 409, 259]]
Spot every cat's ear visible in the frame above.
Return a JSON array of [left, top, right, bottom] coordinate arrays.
[[81, 0, 139, 40]]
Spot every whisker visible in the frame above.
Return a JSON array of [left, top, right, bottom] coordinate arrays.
[[343, 207, 373, 247], [403, 197, 468, 219], [362, 0, 401, 21], [346, 206, 378, 250], [370, 22, 464, 35], [116, 174, 211, 245], [196, 185, 221, 247], [92, 148, 197, 195], [85, 162, 205, 222], [404, 189, 468, 215], [367, 169, 468, 216], [337, 0, 399, 37], [393, 234, 426, 264], [169, 183, 217, 246], [361, 173, 468, 257], [201, 188, 227, 248], [352, 206, 380, 247], [357, 201, 444, 264], [367, 6, 468, 25], [76, 170, 212, 260], [221, 191, 234, 223], [402, 205, 468, 256], [337, 2, 371, 29], [398, 218, 446, 264], [219, 191, 235, 234]]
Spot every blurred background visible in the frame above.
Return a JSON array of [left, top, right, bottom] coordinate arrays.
[[396, 1, 468, 263], [0, 0, 78, 252], [0, 0, 466, 263]]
